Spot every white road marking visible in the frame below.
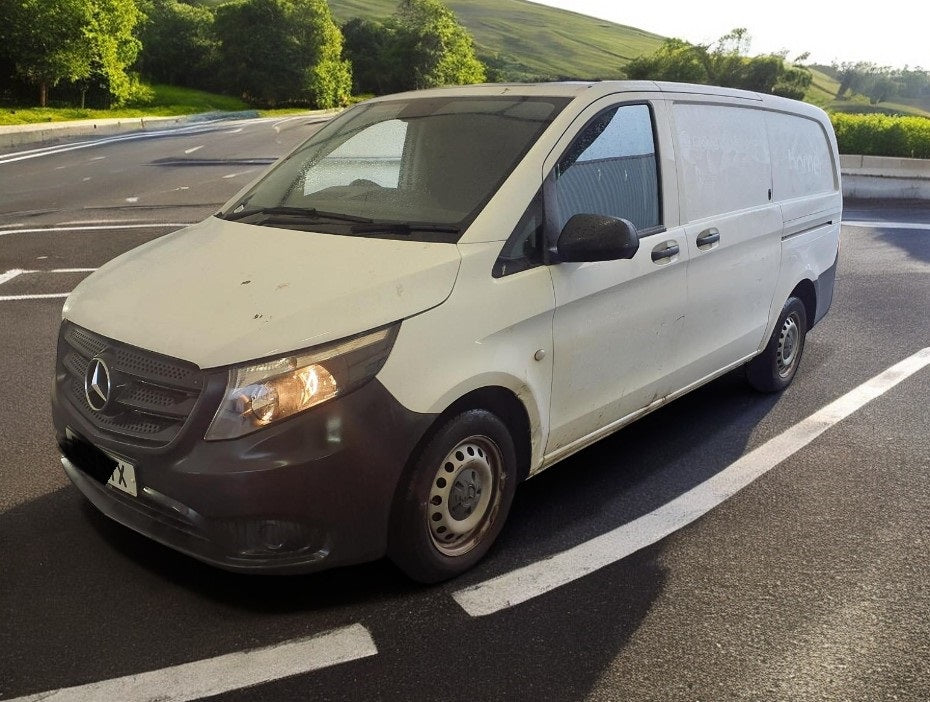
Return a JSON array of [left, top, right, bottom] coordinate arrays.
[[222, 169, 255, 179], [453, 348, 930, 617], [184, 145, 204, 154], [0, 293, 69, 301], [0, 120, 232, 165], [125, 197, 139, 203], [0, 223, 192, 238], [843, 220, 929, 230], [5, 623, 378, 702], [1, 268, 97, 279], [272, 115, 312, 129], [0, 269, 24, 286], [225, 127, 244, 134]]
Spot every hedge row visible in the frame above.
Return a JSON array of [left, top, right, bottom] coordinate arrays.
[[830, 112, 930, 159]]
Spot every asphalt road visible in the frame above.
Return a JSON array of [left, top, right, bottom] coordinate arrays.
[[1, 119, 929, 702]]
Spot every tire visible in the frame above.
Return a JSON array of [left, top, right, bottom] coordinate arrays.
[[746, 296, 808, 393], [389, 409, 518, 583]]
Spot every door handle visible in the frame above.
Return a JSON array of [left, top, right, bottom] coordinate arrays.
[[651, 241, 680, 263], [696, 227, 720, 249]]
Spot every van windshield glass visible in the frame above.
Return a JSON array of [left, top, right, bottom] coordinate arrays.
[[219, 96, 569, 242]]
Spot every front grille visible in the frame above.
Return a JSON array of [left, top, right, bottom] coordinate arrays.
[[57, 322, 205, 447]]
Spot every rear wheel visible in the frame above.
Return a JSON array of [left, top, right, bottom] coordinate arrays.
[[746, 296, 808, 392], [389, 409, 517, 583]]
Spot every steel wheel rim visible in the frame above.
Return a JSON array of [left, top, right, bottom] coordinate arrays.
[[427, 435, 503, 557], [776, 312, 801, 377]]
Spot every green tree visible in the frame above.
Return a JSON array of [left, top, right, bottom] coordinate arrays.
[[625, 38, 708, 83], [2, 0, 94, 106], [342, 17, 399, 94], [215, 0, 350, 108], [393, 0, 485, 89], [1, 0, 141, 107], [626, 29, 812, 100], [85, 0, 143, 107], [292, 0, 351, 108], [137, 0, 218, 88], [772, 64, 812, 100]]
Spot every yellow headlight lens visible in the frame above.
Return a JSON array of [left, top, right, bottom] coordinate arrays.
[[248, 364, 338, 425]]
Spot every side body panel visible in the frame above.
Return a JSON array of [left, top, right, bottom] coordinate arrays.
[[762, 101, 842, 338], [669, 99, 783, 385], [376, 241, 556, 473]]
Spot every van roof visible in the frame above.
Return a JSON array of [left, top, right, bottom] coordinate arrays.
[[367, 80, 767, 101], [366, 80, 827, 121]]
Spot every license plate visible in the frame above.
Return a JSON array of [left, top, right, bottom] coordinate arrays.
[[65, 428, 138, 497], [107, 459, 138, 497]]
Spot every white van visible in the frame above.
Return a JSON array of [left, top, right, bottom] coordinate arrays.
[[53, 81, 841, 582]]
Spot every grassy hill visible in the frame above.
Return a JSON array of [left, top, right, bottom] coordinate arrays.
[[194, 0, 929, 117], [806, 64, 930, 117], [196, 0, 664, 79], [328, 0, 665, 80]]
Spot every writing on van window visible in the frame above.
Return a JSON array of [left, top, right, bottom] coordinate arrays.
[[303, 119, 406, 194], [553, 104, 660, 233], [766, 111, 836, 200], [674, 103, 771, 221]]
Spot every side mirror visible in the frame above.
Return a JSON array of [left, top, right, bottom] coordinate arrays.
[[556, 214, 640, 263]]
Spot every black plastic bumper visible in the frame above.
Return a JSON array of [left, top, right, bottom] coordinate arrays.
[[812, 254, 838, 328], [53, 375, 435, 574]]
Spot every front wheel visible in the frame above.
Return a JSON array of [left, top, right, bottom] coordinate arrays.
[[746, 296, 808, 393], [389, 409, 517, 583]]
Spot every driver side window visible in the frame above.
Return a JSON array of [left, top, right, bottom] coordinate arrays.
[[549, 104, 661, 237]]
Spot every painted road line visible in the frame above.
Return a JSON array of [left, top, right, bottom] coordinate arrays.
[[0, 269, 23, 286], [0, 268, 96, 284], [222, 169, 256, 179], [6, 623, 378, 702], [0, 223, 193, 238], [0, 293, 70, 301], [843, 220, 929, 230], [0, 121, 233, 165], [453, 348, 930, 617], [42, 268, 98, 274]]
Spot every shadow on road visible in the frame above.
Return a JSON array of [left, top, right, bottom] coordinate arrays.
[[0, 364, 784, 700]]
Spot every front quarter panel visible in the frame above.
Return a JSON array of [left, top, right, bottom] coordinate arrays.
[[376, 242, 555, 473]]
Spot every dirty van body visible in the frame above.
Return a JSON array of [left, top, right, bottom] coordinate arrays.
[[53, 81, 841, 582]]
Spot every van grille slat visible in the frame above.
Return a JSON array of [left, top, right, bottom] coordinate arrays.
[[57, 322, 205, 447]]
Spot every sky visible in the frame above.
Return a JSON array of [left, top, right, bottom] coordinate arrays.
[[531, 0, 928, 69]]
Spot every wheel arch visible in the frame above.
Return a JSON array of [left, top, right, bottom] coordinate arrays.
[[418, 386, 533, 485], [790, 278, 817, 329]]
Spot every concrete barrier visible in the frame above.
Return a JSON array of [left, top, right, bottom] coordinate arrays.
[[0, 115, 193, 151], [841, 154, 930, 200]]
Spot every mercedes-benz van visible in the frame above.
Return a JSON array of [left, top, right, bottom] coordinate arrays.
[[53, 81, 841, 582]]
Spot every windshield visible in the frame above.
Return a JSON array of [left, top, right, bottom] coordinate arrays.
[[219, 95, 569, 242]]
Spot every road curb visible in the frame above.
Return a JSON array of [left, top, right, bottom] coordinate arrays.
[[0, 110, 262, 150]]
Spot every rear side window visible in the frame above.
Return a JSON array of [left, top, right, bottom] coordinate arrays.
[[765, 112, 837, 200], [673, 103, 771, 221], [550, 104, 661, 233]]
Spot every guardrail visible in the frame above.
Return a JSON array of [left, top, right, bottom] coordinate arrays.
[[841, 154, 930, 200]]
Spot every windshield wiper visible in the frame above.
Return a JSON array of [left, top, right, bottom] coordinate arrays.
[[222, 206, 374, 224], [350, 221, 460, 235]]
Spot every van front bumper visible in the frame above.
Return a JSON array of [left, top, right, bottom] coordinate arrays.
[[53, 377, 435, 574]]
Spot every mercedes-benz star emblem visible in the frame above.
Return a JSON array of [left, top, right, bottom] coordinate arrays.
[[84, 358, 112, 412]]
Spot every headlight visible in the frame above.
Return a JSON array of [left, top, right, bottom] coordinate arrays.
[[205, 323, 399, 440]]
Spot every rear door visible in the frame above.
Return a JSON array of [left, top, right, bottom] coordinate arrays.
[[544, 98, 690, 460]]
